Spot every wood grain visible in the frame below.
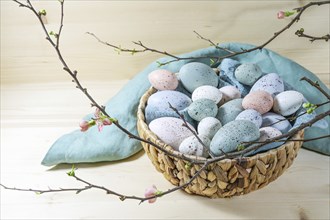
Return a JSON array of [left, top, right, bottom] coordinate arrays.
[[1, 1, 329, 219]]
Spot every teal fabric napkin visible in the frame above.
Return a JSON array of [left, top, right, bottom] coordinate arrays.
[[41, 43, 330, 166]]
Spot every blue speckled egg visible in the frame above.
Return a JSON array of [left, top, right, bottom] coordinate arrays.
[[250, 73, 284, 96], [197, 117, 222, 139], [234, 63, 263, 86], [188, 98, 218, 121], [216, 98, 244, 125], [145, 105, 197, 127], [261, 112, 292, 133], [273, 90, 304, 116], [149, 117, 196, 151], [147, 90, 192, 112], [179, 62, 218, 93], [235, 109, 262, 128], [179, 134, 210, 157], [210, 120, 260, 155]]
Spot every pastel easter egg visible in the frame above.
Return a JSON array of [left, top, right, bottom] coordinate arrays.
[[179, 134, 210, 157], [242, 91, 273, 114], [192, 85, 223, 104], [216, 98, 244, 125], [197, 117, 222, 139], [273, 90, 304, 116], [210, 120, 260, 155], [218, 86, 241, 105], [147, 90, 192, 112], [235, 109, 262, 128], [149, 117, 196, 151], [145, 105, 197, 127], [250, 73, 284, 96], [245, 127, 283, 156], [148, 69, 179, 91], [234, 63, 263, 86], [179, 62, 218, 93], [261, 112, 292, 133], [188, 98, 218, 121]]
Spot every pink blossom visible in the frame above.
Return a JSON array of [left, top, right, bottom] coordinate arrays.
[[79, 120, 90, 132], [277, 11, 285, 19], [144, 185, 158, 203], [102, 118, 112, 126]]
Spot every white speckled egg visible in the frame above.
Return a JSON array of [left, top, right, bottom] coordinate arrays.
[[188, 98, 218, 121], [234, 63, 263, 86], [197, 117, 222, 139], [273, 90, 304, 116], [192, 85, 223, 104], [250, 73, 284, 97], [218, 86, 241, 105], [149, 117, 196, 151], [147, 90, 192, 112], [179, 134, 210, 157], [148, 69, 179, 90], [261, 112, 292, 133], [235, 109, 262, 128]]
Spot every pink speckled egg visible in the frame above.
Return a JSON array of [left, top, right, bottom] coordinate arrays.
[[148, 69, 179, 91], [218, 86, 241, 106], [242, 91, 273, 114]]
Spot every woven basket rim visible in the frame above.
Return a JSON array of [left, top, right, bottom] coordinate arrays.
[[137, 86, 304, 164]]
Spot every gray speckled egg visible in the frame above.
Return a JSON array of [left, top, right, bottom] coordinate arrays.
[[147, 90, 192, 112], [179, 134, 210, 157], [145, 105, 197, 127], [216, 98, 244, 125], [234, 63, 263, 86], [235, 109, 262, 128], [149, 117, 196, 151], [197, 117, 222, 139], [250, 73, 284, 96], [261, 112, 292, 133], [179, 62, 218, 93], [188, 98, 218, 121], [210, 120, 260, 155], [273, 90, 304, 116], [148, 69, 179, 90], [192, 85, 223, 104]]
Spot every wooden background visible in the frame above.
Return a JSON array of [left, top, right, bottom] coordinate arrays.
[[1, 0, 329, 219]]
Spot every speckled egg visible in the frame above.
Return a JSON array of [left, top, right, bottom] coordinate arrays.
[[149, 117, 196, 151], [261, 112, 292, 133], [273, 90, 304, 116], [147, 90, 192, 112], [179, 134, 210, 157], [192, 85, 223, 104], [148, 69, 179, 91], [218, 86, 241, 106], [234, 63, 263, 86], [242, 91, 273, 114], [210, 120, 260, 155], [235, 109, 262, 128], [245, 127, 283, 156], [145, 105, 196, 127], [250, 73, 284, 96], [197, 117, 222, 139], [216, 98, 244, 125], [178, 62, 218, 93], [188, 98, 218, 121]]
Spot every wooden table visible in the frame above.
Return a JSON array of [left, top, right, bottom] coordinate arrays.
[[1, 1, 329, 219]]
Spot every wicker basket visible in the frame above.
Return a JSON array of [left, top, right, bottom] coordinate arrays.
[[137, 87, 304, 198]]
